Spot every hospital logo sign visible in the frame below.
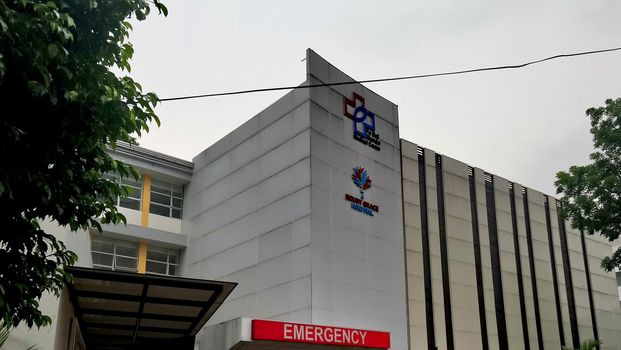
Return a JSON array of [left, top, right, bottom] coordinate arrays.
[[345, 166, 379, 216], [343, 92, 381, 151]]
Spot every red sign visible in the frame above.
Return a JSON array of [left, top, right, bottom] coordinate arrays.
[[251, 319, 391, 349]]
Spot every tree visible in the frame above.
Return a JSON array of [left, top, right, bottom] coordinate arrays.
[[556, 98, 621, 272], [0, 0, 167, 328], [561, 338, 602, 350]]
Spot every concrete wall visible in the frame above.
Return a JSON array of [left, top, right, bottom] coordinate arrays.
[[192, 49, 407, 350], [585, 233, 621, 349], [401, 139, 621, 350], [306, 50, 408, 350], [16, 48, 619, 350], [52, 289, 77, 350], [184, 80, 313, 337]]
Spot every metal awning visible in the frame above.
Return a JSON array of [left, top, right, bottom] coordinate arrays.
[[65, 267, 236, 350]]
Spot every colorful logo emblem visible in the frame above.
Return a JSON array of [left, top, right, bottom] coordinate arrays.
[[351, 166, 372, 199], [345, 166, 379, 216], [343, 93, 381, 151]]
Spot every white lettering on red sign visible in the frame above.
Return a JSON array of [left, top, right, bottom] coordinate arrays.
[[252, 319, 390, 349], [282, 323, 368, 345]]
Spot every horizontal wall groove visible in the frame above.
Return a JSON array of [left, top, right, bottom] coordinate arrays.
[[187, 156, 311, 220], [189, 184, 311, 241], [196, 98, 310, 170], [190, 127, 311, 202]]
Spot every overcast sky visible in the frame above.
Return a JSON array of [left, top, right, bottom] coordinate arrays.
[[126, 0, 621, 195]]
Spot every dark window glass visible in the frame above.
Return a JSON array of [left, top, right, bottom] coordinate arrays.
[[144, 247, 179, 276], [91, 237, 138, 272], [115, 256, 137, 270], [122, 177, 142, 189], [172, 185, 183, 198], [147, 250, 168, 263], [105, 173, 142, 210], [169, 253, 178, 265], [172, 197, 182, 208], [151, 192, 170, 205], [149, 203, 170, 216], [91, 240, 114, 254], [119, 197, 140, 210], [146, 261, 167, 275], [151, 180, 170, 194], [92, 252, 113, 267], [116, 244, 137, 258], [149, 179, 183, 219], [125, 187, 141, 199]]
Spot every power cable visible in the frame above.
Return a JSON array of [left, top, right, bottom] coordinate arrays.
[[159, 46, 621, 102]]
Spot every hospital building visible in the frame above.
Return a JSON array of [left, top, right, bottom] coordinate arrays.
[[6, 49, 621, 350]]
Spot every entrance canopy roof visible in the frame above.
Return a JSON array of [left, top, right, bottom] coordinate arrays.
[[66, 267, 236, 350]]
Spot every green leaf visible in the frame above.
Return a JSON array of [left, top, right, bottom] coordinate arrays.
[[135, 9, 146, 20], [64, 90, 78, 101], [60, 27, 73, 41], [556, 97, 621, 271], [154, 0, 168, 16], [58, 66, 73, 80], [65, 15, 75, 28], [47, 43, 59, 58], [33, 3, 47, 13], [0, 0, 165, 330], [0, 17, 7, 32]]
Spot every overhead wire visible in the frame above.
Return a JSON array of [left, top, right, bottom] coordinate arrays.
[[159, 46, 621, 102]]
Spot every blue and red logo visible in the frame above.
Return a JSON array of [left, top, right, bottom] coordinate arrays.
[[345, 166, 379, 216], [352, 166, 372, 199], [343, 93, 381, 151]]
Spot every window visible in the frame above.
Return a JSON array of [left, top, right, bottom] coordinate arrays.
[[104, 173, 142, 211], [150, 179, 183, 219], [91, 237, 138, 272], [145, 246, 179, 276]]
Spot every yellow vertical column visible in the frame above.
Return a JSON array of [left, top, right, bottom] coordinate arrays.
[[141, 174, 152, 227], [138, 241, 147, 274], [138, 175, 151, 274]]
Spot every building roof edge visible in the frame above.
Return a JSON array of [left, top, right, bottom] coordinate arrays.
[[110, 141, 194, 175]]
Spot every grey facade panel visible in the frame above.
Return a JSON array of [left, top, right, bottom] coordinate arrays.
[[469, 168, 489, 350], [509, 183, 530, 350], [544, 195, 566, 346], [402, 144, 621, 350], [484, 174, 508, 350], [556, 200, 581, 348], [418, 148, 435, 350], [100, 223, 188, 248], [434, 155, 454, 350]]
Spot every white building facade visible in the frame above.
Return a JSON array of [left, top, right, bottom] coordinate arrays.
[[6, 49, 621, 350]]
